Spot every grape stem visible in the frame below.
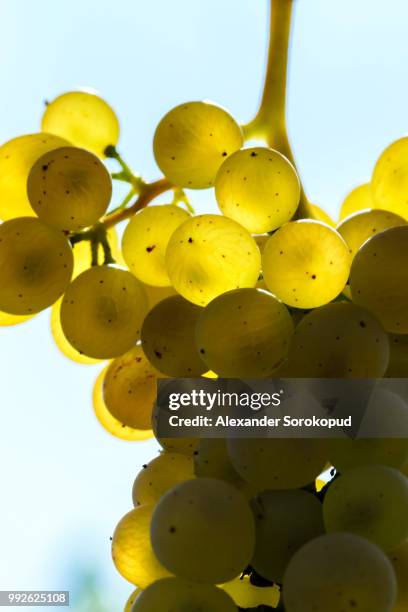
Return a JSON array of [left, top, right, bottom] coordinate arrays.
[[243, 0, 312, 219]]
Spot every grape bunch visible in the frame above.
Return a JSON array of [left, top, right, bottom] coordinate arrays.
[[2, 4, 408, 612]]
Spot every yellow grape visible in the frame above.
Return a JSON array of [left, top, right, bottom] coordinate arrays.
[[143, 284, 176, 311], [227, 438, 328, 490], [262, 220, 350, 308], [215, 146, 300, 233], [93, 368, 152, 442], [253, 234, 269, 254], [388, 541, 408, 612], [132, 578, 237, 612], [195, 288, 294, 377], [372, 136, 408, 219], [283, 533, 397, 612], [0, 133, 69, 220], [132, 452, 195, 507], [124, 588, 140, 612], [339, 183, 372, 221], [251, 489, 324, 583], [286, 302, 390, 377], [72, 227, 120, 278], [386, 333, 408, 377], [153, 101, 243, 189], [337, 209, 406, 258], [50, 298, 99, 364], [112, 505, 171, 589], [27, 146, 112, 231], [220, 575, 279, 609], [152, 403, 199, 456], [310, 204, 335, 227], [122, 205, 190, 286], [150, 478, 255, 584], [42, 91, 120, 157], [0, 217, 73, 315], [166, 214, 261, 306], [60, 266, 148, 359], [323, 465, 408, 551], [0, 311, 33, 327], [350, 226, 408, 333], [141, 295, 206, 376]]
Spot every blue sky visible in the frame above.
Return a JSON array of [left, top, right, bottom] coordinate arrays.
[[1, 0, 408, 609]]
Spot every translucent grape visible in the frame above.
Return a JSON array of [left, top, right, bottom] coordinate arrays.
[[27, 146, 112, 231], [112, 505, 171, 589], [0, 311, 33, 327], [337, 209, 406, 258], [283, 533, 397, 612], [51, 298, 100, 364], [195, 288, 294, 377], [141, 295, 206, 376], [349, 226, 408, 333], [122, 205, 190, 286], [251, 489, 324, 583], [215, 146, 300, 233], [0, 217, 73, 315], [124, 589, 140, 612], [0, 133, 69, 220], [93, 368, 152, 442], [153, 101, 243, 189], [61, 266, 148, 359], [339, 183, 372, 221], [150, 478, 255, 584], [386, 334, 408, 377], [227, 438, 328, 490], [103, 345, 162, 430], [41, 91, 120, 157], [143, 284, 176, 311], [388, 541, 408, 612], [166, 214, 261, 306], [132, 577, 237, 612], [132, 453, 195, 507], [262, 220, 350, 308], [220, 575, 279, 609], [372, 137, 408, 219], [323, 465, 408, 551], [193, 438, 253, 494], [310, 204, 335, 227], [286, 302, 389, 377]]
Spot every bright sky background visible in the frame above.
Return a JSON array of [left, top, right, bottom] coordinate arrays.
[[1, 0, 408, 609]]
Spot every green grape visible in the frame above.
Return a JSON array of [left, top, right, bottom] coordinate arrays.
[[283, 533, 397, 612], [51, 297, 100, 364], [323, 465, 408, 551], [153, 101, 243, 189], [152, 402, 199, 456], [388, 540, 408, 612], [310, 204, 335, 227], [112, 505, 171, 589], [337, 209, 406, 258], [251, 489, 324, 583], [262, 220, 350, 308], [0, 217, 73, 315], [339, 183, 373, 221], [42, 91, 120, 157], [214, 146, 300, 233], [103, 345, 162, 430], [220, 575, 279, 609], [150, 478, 255, 584], [194, 438, 253, 494], [0, 133, 69, 220], [195, 288, 294, 377], [372, 137, 408, 219], [286, 302, 390, 377], [0, 310, 33, 327], [143, 283, 176, 310], [386, 334, 408, 377], [165, 214, 261, 306], [132, 452, 195, 507], [124, 588, 140, 612], [131, 577, 237, 612], [350, 226, 408, 333], [27, 146, 112, 231], [253, 234, 269, 254], [141, 295, 206, 376], [122, 205, 190, 286], [93, 367, 153, 442], [60, 266, 148, 359], [227, 438, 328, 490]]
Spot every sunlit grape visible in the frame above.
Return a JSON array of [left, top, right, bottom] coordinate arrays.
[[153, 101, 243, 188], [50, 298, 100, 364], [262, 220, 350, 308], [372, 136, 408, 219], [195, 288, 294, 377], [151, 478, 255, 584], [60, 266, 148, 359], [132, 453, 195, 507], [124, 588, 140, 612], [350, 226, 408, 333], [0, 217, 73, 315], [143, 284, 176, 311], [152, 403, 199, 456], [42, 91, 120, 157], [27, 146, 112, 231], [0, 310, 33, 327], [339, 183, 372, 221], [122, 205, 190, 286], [0, 133, 69, 220], [283, 533, 397, 612], [337, 209, 406, 258], [310, 204, 335, 227], [388, 540, 408, 612], [215, 146, 300, 233], [166, 214, 261, 306], [220, 575, 279, 609]]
